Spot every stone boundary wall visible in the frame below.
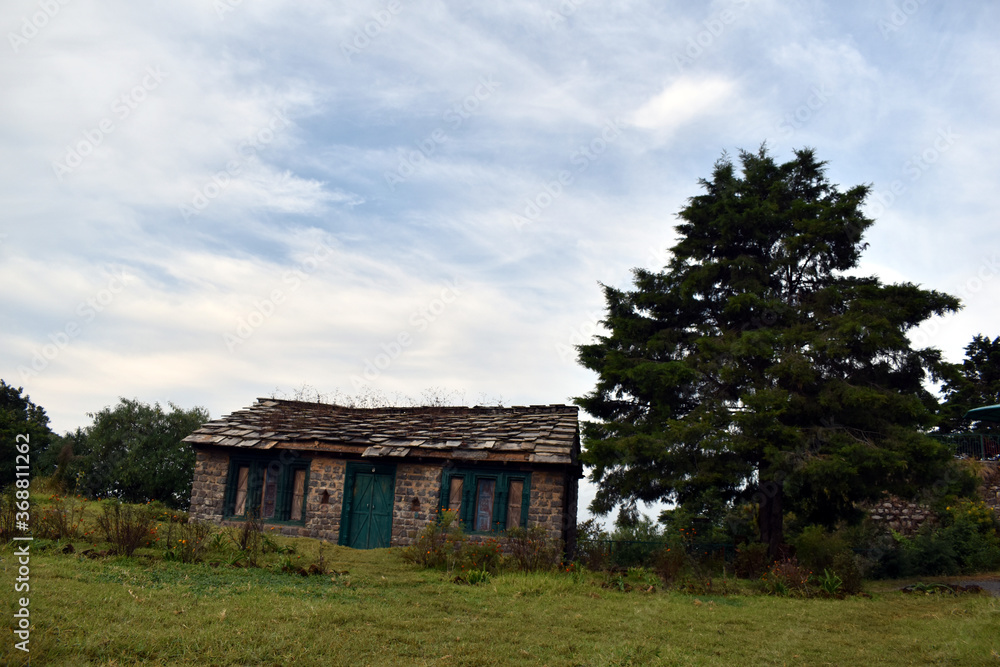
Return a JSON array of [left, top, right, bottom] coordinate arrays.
[[869, 461, 1000, 535]]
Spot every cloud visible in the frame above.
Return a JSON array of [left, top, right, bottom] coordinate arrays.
[[628, 76, 737, 133]]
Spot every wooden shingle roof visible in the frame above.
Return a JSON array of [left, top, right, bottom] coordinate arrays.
[[184, 399, 579, 465]]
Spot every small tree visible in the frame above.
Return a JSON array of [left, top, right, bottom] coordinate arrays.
[[73, 399, 209, 509], [0, 380, 55, 482]]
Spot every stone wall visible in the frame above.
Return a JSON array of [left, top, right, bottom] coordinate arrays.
[[391, 463, 445, 544], [188, 448, 229, 523], [528, 469, 569, 543], [868, 461, 1000, 535], [868, 498, 936, 536], [188, 447, 576, 548]]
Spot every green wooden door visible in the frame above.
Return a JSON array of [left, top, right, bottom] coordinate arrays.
[[345, 468, 394, 549]]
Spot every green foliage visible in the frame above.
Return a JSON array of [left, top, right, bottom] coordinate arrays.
[[761, 558, 812, 596], [792, 524, 846, 573], [36, 493, 88, 540], [733, 542, 770, 579], [898, 500, 1000, 576], [401, 509, 466, 570], [937, 334, 1000, 433], [0, 486, 19, 542], [96, 500, 155, 557], [0, 380, 55, 482], [504, 525, 563, 572], [817, 568, 843, 597], [68, 398, 209, 509], [575, 148, 960, 554]]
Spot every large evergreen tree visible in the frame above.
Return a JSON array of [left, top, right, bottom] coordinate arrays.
[[576, 147, 960, 556]]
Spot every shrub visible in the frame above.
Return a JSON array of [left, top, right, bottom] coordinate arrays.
[[462, 537, 503, 574], [652, 544, 688, 584], [97, 502, 154, 557], [226, 510, 264, 566], [762, 558, 811, 596], [504, 525, 562, 572], [574, 518, 611, 571], [733, 542, 770, 579], [0, 487, 20, 542], [36, 494, 88, 540], [401, 509, 466, 570], [792, 525, 846, 573], [163, 520, 213, 563], [831, 550, 864, 595]]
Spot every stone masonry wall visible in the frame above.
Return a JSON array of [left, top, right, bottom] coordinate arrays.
[[301, 456, 346, 543], [188, 448, 228, 523], [528, 469, 568, 543], [869, 461, 1000, 535], [868, 498, 936, 536], [188, 448, 575, 548], [391, 463, 445, 545]]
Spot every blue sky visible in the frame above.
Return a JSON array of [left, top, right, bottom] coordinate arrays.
[[2, 0, 998, 520]]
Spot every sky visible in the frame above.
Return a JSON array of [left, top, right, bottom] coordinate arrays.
[[2, 0, 998, 523]]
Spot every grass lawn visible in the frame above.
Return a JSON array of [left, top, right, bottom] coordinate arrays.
[[2, 537, 999, 666]]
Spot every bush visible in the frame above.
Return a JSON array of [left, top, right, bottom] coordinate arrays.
[[504, 525, 562, 572], [37, 494, 87, 540], [652, 543, 688, 584], [733, 542, 770, 579], [895, 500, 1000, 577], [831, 550, 864, 595], [97, 501, 154, 557], [574, 518, 611, 571], [792, 525, 846, 573], [462, 537, 503, 574], [162, 520, 213, 563], [762, 558, 811, 596], [0, 487, 20, 542], [226, 510, 265, 566], [401, 509, 466, 570]]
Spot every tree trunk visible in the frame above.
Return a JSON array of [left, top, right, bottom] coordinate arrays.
[[757, 479, 784, 561]]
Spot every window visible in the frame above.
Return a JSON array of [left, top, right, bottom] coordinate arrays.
[[224, 456, 310, 523], [440, 468, 530, 533]]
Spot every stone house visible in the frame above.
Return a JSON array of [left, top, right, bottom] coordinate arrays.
[[185, 399, 581, 550]]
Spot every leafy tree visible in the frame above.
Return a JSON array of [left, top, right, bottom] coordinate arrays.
[[0, 380, 55, 483], [937, 335, 1000, 434], [72, 399, 209, 509], [576, 147, 961, 557]]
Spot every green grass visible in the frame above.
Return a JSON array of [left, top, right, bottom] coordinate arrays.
[[3, 492, 999, 665], [2, 541, 998, 666]]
